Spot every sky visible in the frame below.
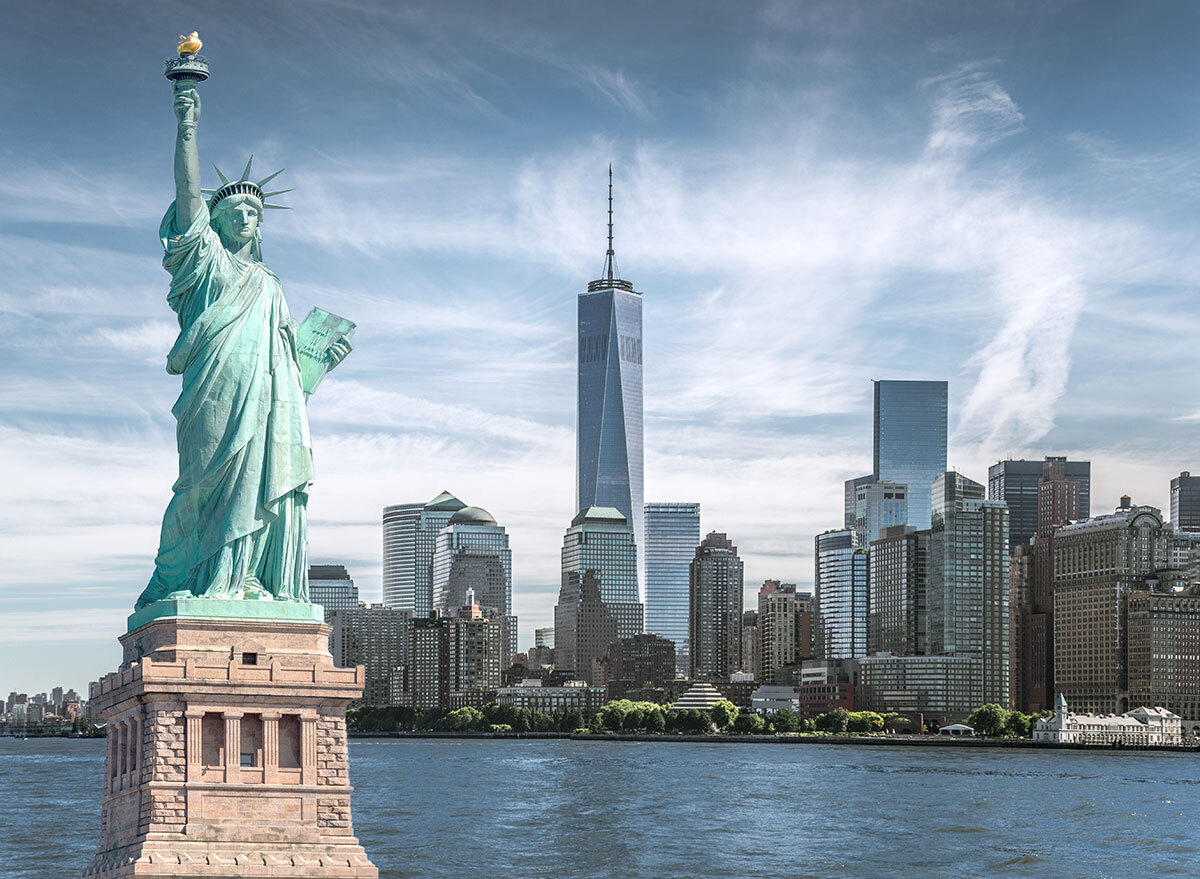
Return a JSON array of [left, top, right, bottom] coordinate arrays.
[[5, 0, 1200, 693]]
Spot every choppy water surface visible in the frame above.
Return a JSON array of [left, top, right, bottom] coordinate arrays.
[[1, 737, 1197, 878]]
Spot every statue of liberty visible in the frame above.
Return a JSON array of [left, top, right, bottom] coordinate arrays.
[[136, 75, 353, 610]]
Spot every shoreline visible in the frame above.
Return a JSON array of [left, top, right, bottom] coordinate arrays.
[[347, 730, 1199, 753]]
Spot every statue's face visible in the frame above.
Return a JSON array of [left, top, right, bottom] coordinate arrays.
[[215, 196, 261, 248]]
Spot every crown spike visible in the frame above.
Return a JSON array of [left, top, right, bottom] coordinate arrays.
[[239, 156, 254, 182], [262, 204, 291, 210], [261, 189, 293, 198], [213, 165, 230, 186], [256, 168, 286, 188]]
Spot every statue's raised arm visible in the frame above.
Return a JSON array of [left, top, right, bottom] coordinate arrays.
[[173, 82, 204, 229]]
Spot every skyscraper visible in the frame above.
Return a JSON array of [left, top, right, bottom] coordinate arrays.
[[873, 380, 948, 531], [814, 530, 869, 660], [559, 506, 643, 641], [757, 581, 813, 683], [329, 604, 413, 707], [382, 490, 467, 614], [430, 505, 516, 668], [309, 564, 360, 624], [988, 457, 1091, 550], [867, 525, 928, 657], [644, 501, 701, 674], [688, 532, 744, 681], [577, 169, 644, 577], [852, 480, 908, 548], [1170, 471, 1200, 530]]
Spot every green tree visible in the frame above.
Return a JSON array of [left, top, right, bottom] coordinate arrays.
[[1004, 710, 1031, 738], [768, 708, 800, 733], [710, 700, 739, 730], [815, 707, 850, 734], [967, 704, 1010, 737], [733, 712, 766, 735], [557, 708, 585, 733], [669, 708, 713, 734], [847, 711, 884, 734], [644, 706, 667, 734]]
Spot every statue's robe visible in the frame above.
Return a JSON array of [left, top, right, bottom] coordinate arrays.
[[137, 201, 312, 608]]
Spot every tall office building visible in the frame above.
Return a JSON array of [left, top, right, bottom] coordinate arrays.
[[560, 506, 643, 640], [873, 380, 947, 531], [814, 530, 869, 660], [309, 564, 360, 623], [430, 505, 516, 667], [644, 502, 701, 674], [554, 571, 617, 686], [688, 532, 744, 681], [852, 481, 908, 548], [535, 627, 555, 649], [867, 525, 928, 656], [1053, 501, 1173, 715], [843, 474, 874, 531], [988, 457, 1090, 550], [577, 170, 644, 578], [928, 471, 1010, 706], [1170, 471, 1200, 530], [757, 581, 813, 683], [382, 490, 467, 614]]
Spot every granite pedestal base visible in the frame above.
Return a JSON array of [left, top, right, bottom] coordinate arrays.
[[81, 609, 378, 877]]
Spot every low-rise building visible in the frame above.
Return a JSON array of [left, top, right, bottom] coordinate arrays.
[[495, 680, 606, 716], [1033, 695, 1182, 746], [855, 654, 981, 721], [750, 684, 799, 715]]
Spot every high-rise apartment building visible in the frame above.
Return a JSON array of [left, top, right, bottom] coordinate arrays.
[[852, 481, 908, 548], [577, 173, 643, 575], [429, 505, 516, 667], [382, 490, 467, 614], [560, 506, 643, 640], [873, 380, 947, 531], [928, 471, 1010, 706], [1128, 587, 1200, 732], [1053, 502, 1173, 715], [309, 564, 360, 623], [644, 502, 701, 674], [688, 532, 745, 681], [606, 634, 678, 696], [867, 525, 928, 656], [329, 604, 413, 707], [405, 601, 504, 711], [988, 457, 1090, 550], [814, 530, 869, 660], [757, 581, 813, 683], [1170, 471, 1200, 530], [741, 610, 760, 681]]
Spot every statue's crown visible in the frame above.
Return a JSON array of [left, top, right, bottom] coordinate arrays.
[[202, 156, 291, 212]]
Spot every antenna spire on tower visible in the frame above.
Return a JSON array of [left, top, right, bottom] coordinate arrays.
[[606, 164, 616, 281], [588, 164, 635, 293]]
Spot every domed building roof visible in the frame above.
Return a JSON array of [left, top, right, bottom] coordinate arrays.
[[449, 505, 497, 526]]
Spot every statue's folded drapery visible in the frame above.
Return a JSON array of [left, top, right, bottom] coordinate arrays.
[[136, 200, 312, 608]]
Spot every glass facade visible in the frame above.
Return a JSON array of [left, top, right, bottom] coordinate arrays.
[[577, 283, 644, 584], [814, 530, 869, 660], [560, 507, 643, 642], [853, 480, 908, 548], [987, 457, 1090, 549], [381, 490, 466, 614], [873, 380, 948, 531], [644, 501, 701, 674], [1170, 471, 1200, 530], [308, 564, 360, 624]]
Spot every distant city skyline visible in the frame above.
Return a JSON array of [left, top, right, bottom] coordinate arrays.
[[10, 2, 1200, 691]]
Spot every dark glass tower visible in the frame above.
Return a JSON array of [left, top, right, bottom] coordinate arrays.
[[873, 380, 948, 531], [577, 168, 644, 571]]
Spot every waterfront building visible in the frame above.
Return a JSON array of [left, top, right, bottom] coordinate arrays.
[[577, 174, 644, 573], [867, 526, 928, 656], [688, 532, 745, 681], [382, 490, 467, 615], [309, 564, 360, 624], [873, 380, 947, 531], [1053, 500, 1173, 715], [757, 581, 813, 682], [330, 604, 412, 707], [605, 633, 677, 699], [403, 601, 504, 711], [1033, 694, 1182, 745], [988, 457, 1091, 550], [554, 569, 618, 687], [852, 481, 908, 548], [928, 471, 1010, 707], [855, 654, 982, 720], [496, 680, 606, 716], [751, 684, 800, 715], [560, 506, 643, 641], [644, 501, 701, 674], [1170, 471, 1200, 530], [814, 530, 869, 660], [1127, 586, 1200, 733], [430, 504, 516, 667]]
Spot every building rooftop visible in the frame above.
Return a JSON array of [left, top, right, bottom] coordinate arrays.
[[426, 490, 467, 512], [449, 505, 497, 526]]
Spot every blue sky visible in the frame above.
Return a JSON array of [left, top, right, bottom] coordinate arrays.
[[5, 1, 1200, 693]]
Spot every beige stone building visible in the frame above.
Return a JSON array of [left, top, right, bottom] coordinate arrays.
[[1128, 586, 1200, 734]]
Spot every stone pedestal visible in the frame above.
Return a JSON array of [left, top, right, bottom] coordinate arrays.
[[81, 606, 378, 877]]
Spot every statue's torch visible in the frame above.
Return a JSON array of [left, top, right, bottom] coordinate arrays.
[[164, 32, 209, 85]]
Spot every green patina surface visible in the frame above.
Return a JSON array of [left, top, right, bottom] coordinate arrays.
[[128, 597, 326, 631]]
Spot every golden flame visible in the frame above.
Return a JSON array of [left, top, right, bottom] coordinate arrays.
[[177, 32, 202, 56]]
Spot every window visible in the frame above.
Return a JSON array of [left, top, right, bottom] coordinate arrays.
[[240, 714, 263, 767], [201, 713, 224, 767], [242, 652, 258, 666], [279, 715, 302, 769]]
